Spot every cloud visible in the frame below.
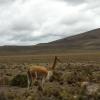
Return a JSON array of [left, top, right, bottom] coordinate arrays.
[[62, 0, 86, 5], [0, 0, 15, 6], [0, 0, 100, 45]]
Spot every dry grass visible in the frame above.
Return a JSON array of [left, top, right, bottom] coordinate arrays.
[[0, 51, 100, 100], [0, 51, 100, 64]]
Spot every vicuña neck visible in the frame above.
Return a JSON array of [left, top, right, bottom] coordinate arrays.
[[52, 57, 57, 69]]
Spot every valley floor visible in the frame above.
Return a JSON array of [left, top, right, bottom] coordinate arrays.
[[0, 51, 100, 100]]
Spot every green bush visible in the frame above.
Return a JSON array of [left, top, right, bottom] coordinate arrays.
[[10, 74, 27, 87]]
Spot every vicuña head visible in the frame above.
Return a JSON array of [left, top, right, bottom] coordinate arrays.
[[27, 56, 61, 89]]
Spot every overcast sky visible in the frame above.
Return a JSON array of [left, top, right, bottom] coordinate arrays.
[[0, 0, 100, 45]]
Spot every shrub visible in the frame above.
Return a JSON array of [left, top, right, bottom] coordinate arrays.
[[10, 74, 27, 87], [0, 92, 7, 100]]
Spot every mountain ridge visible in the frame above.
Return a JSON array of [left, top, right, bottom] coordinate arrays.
[[35, 28, 100, 49], [0, 28, 100, 55]]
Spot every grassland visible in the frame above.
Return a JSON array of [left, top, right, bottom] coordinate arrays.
[[0, 50, 100, 63], [0, 51, 100, 100]]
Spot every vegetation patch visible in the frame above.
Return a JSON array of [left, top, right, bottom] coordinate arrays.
[[10, 74, 27, 88]]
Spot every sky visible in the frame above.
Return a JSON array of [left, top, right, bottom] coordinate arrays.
[[0, 0, 100, 46]]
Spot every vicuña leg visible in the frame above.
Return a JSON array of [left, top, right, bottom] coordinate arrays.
[[41, 77, 45, 89], [27, 71, 32, 89]]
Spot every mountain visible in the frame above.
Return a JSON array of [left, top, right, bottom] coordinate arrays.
[[39, 28, 100, 49], [0, 28, 100, 55]]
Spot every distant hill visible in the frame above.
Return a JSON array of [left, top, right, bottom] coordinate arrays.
[[0, 28, 100, 55], [40, 28, 100, 49]]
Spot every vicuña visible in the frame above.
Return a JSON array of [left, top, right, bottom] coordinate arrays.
[[27, 56, 61, 89]]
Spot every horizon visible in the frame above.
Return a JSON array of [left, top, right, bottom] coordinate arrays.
[[0, 28, 99, 46]]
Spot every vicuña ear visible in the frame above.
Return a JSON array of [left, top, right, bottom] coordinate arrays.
[[55, 56, 57, 58]]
